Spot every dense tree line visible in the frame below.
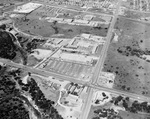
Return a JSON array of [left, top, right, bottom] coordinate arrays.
[[111, 96, 150, 114], [0, 25, 28, 64], [0, 29, 17, 59], [93, 95, 150, 119], [20, 78, 63, 119], [0, 67, 30, 119], [117, 45, 150, 63], [0, 66, 63, 119], [93, 108, 123, 119], [10, 69, 63, 119]]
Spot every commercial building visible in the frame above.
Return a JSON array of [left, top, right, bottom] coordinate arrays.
[[73, 19, 89, 24], [13, 2, 42, 13]]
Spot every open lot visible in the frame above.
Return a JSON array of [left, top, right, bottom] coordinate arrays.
[[120, 9, 150, 21], [14, 17, 108, 38], [103, 17, 150, 96]]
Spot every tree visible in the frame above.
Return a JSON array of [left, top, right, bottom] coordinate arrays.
[[140, 102, 148, 112], [114, 95, 123, 105], [0, 24, 6, 30], [0, 30, 16, 59], [122, 100, 128, 110]]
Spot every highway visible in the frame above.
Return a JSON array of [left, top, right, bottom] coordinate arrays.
[[80, 1, 123, 119], [0, 58, 150, 103]]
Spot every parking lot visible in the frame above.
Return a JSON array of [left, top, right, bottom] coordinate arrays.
[[38, 58, 94, 81]]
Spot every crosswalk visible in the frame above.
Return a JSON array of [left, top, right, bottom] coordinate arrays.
[[38, 58, 94, 81]]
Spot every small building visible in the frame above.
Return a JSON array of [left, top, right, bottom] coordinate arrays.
[[81, 33, 91, 39], [73, 19, 89, 24], [89, 21, 99, 27], [50, 17, 64, 21], [69, 85, 76, 93], [64, 18, 73, 23]]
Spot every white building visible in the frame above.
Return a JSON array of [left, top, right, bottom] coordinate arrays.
[[81, 33, 91, 39], [63, 19, 73, 23], [13, 2, 42, 13], [73, 19, 89, 24]]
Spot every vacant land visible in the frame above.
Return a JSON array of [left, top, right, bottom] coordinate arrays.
[[103, 17, 150, 96], [88, 8, 114, 15], [14, 17, 108, 38], [121, 9, 150, 20]]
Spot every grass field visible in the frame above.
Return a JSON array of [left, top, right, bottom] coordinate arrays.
[[14, 17, 108, 38], [121, 9, 150, 20], [103, 17, 150, 96]]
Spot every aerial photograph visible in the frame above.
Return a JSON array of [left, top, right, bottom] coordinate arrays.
[[0, 0, 150, 119]]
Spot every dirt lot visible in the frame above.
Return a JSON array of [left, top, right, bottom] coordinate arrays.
[[103, 17, 150, 96], [14, 17, 108, 38]]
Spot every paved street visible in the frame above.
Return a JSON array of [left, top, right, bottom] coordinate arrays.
[[92, 0, 122, 84], [80, 1, 123, 119], [0, 58, 150, 103]]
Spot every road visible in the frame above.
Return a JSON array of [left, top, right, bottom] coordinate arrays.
[[92, 1, 122, 84], [0, 58, 150, 103], [80, 1, 123, 119], [0, 58, 90, 86]]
